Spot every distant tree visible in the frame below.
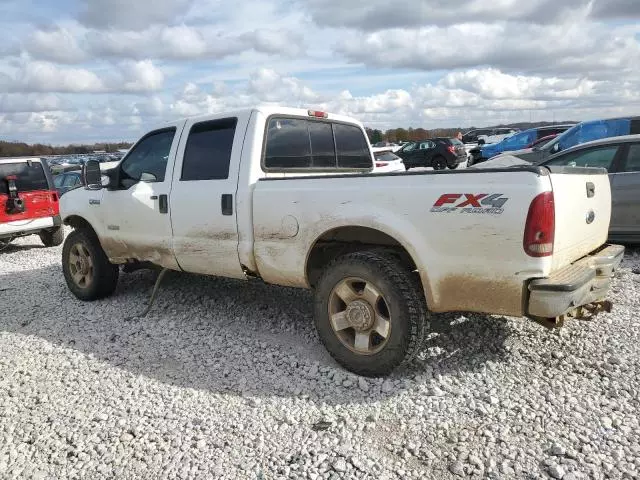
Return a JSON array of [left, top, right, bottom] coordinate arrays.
[[0, 141, 133, 158]]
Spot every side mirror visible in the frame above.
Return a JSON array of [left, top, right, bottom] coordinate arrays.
[[82, 160, 103, 190]]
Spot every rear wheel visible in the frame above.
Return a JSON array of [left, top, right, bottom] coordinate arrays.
[[39, 227, 64, 247], [432, 156, 447, 170], [62, 229, 119, 301], [314, 251, 429, 377]]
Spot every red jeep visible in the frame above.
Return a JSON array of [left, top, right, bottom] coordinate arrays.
[[0, 157, 63, 248]]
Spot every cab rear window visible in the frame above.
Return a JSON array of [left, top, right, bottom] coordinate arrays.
[[264, 117, 372, 170], [0, 162, 49, 194]]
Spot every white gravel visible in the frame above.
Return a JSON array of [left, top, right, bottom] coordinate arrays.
[[1, 232, 639, 479]]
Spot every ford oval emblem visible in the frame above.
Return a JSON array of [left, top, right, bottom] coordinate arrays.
[[586, 210, 595, 224]]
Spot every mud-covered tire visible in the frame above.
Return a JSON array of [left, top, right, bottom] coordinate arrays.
[[62, 229, 119, 301], [39, 227, 64, 247], [314, 251, 429, 377]]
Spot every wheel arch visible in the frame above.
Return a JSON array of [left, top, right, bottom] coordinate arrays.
[[304, 225, 433, 308], [64, 215, 99, 237]]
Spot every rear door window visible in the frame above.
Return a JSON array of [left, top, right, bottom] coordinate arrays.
[[0, 161, 49, 194], [546, 146, 620, 170], [181, 118, 237, 181]]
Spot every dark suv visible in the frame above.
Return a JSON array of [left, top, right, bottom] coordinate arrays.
[[396, 138, 467, 170]]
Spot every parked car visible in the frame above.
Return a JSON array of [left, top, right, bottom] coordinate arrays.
[[462, 127, 519, 145], [538, 135, 640, 243], [397, 137, 467, 170], [493, 116, 640, 164], [469, 125, 575, 166], [0, 157, 63, 247], [372, 150, 405, 173], [59, 106, 622, 376], [54, 171, 82, 196]]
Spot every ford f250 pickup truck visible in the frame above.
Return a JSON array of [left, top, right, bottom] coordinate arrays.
[[59, 106, 624, 377]]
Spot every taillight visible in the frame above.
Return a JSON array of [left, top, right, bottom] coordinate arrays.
[[447, 146, 456, 154], [375, 162, 388, 167], [523, 191, 555, 257]]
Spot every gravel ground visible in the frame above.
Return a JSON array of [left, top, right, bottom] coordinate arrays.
[[1, 232, 639, 480]]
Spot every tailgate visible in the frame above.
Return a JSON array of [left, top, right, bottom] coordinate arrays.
[[547, 166, 611, 270]]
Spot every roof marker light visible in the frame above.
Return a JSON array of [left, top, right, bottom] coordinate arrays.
[[308, 110, 328, 118]]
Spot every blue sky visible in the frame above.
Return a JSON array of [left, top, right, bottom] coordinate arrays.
[[0, 0, 639, 144]]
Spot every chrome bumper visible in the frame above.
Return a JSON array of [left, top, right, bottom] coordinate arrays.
[[526, 244, 625, 319]]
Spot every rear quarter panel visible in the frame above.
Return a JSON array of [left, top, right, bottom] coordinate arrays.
[[252, 169, 554, 317]]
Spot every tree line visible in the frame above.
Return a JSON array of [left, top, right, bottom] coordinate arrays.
[[366, 127, 463, 143], [0, 141, 133, 158]]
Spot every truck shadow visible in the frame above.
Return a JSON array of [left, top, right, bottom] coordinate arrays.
[[0, 264, 516, 406]]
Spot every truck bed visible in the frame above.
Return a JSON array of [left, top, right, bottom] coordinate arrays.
[[249, 165, 611, 317]]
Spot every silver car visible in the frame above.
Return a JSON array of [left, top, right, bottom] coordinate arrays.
[[540, 135, 640, 243]]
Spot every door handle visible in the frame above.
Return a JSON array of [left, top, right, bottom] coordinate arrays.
[[586, 182, 595, 198], [159, 194, 168, 214], [221, 194, 233, 216]]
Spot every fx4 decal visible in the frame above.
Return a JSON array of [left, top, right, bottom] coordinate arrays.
[[431, 193, 508, 215]]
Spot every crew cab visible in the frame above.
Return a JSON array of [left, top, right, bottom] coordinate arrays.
[[1, 157, 63, 248], [59, 106, 624, 376]]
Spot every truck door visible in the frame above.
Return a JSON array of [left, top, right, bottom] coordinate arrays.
[[100, 124, 184, 269], [169, 112, 252, 279]]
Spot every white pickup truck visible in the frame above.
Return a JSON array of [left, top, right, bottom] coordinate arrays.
[[60, 106, 624, 376]]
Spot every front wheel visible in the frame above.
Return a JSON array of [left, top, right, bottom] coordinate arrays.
[[314, 251, 429, 377], [62, 229, 119, 301]]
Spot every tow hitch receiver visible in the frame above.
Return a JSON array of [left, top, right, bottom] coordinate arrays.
[[530, 300, 613, 329], [3, 175, 25, 215]]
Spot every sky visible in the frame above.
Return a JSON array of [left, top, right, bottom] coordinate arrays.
[[0, 0, 639, 144]]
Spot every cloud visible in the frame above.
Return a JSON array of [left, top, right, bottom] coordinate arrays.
[[120, 61, 165, 93], [0, 93, 66, 113], [23, 25, 307, 62], [306, 0, 639, 30], [5, 61, 106, 93], [78, 0, 193, 30], [336, 22, 640, 78], [26, 26, 87, 64], [0, 60, 164, 93], [247, 68, 320, 103]]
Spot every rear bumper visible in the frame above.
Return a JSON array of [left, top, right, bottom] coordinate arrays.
[[526, 244, 625, 318], [0, 215, 61, 240]]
